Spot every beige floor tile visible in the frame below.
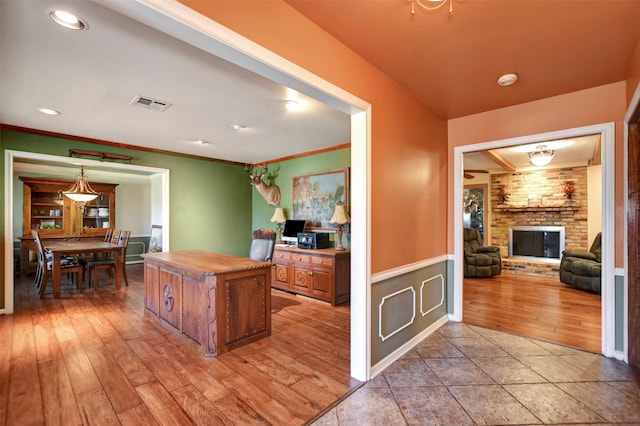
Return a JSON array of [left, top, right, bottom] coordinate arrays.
[[472, 356, 547, 384], [382, 358, 441, 388], [426, 357, 494, 385], [557, 382, 640, 423], [448, 337, 510, 357], [392, 386, 474, 425], [504, 383, 606, 423], [334, 386, 406, 425], [449, 384, 540, 425], [517, 355, 600, 382]]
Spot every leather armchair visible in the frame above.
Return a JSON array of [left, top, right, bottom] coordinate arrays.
[[559, 233, 601, 294], [463, 228, 501, 278]]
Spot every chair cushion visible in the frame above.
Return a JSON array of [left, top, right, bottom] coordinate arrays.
[[249, 239, 274, 261]]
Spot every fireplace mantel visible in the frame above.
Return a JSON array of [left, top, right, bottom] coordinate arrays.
[[494, 205, 580, 213]]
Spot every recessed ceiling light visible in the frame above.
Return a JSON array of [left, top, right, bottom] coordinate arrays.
[[37, 107, 61, 116], [194, 139, 210, 146], [497, 73, 518, 87], [232, 124, 247, 131], [284, 100, 302, 111], [49, 10, 87, 30]]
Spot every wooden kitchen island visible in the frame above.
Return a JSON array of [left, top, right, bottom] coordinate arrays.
[[142, 250, 272, 357]]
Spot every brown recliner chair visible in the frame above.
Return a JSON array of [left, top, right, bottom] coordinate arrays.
[[464, 228, 502, 278], [559, 233, 601, 294]]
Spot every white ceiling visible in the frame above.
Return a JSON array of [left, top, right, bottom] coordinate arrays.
[[463, 134, 600, 174], [0, 0, 351, 164]]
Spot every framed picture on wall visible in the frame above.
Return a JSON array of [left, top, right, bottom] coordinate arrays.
[[292, 168, 349, 229], [148, 225, 163, 253]]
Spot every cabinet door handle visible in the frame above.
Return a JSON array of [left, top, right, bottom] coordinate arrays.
[[308, 271, 313, 276]]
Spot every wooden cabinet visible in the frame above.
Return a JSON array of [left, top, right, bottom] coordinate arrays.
[[142, 250, 272, 357], [18, 176, 118, 276], [272, 246, 350, 306]]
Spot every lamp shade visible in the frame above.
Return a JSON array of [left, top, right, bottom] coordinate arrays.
[[63, 166, 100, 202], [270, 207, 286, 223], [329, 204, 350, 225]]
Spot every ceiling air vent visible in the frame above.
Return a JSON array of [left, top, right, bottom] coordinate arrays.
[[129, 95, 172, 112]]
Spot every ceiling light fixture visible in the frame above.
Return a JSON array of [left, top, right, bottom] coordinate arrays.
[[497, 73, 518, 87], [284, 100, 302, 112], [49, 10, 87, 30], [528, 145, 555, 167], [63, 166, 100, 202], [409, 0, 453, 16], [232, 124, 247, 131], [37, 107, 61, 115]]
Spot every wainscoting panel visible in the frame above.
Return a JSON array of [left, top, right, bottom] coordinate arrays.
[[126, 236, 149, 263], [371, 259, 448, 365]]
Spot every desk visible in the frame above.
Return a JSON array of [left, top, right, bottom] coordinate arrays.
[[44, 240, 123, 298], [141, 250, 272, 356]]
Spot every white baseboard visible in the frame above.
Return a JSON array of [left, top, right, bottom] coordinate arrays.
[[370, 314, 448, 378]]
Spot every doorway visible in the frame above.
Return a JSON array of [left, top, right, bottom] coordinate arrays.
[[453, 122, 617, 358]]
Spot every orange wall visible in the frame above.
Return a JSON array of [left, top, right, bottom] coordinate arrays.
[[627, 37, 640, 107], [448, 82, 627, 266], [179, 1, 448, 273]]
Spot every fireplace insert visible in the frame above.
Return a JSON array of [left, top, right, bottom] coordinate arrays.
[[508, 226, 565, 262]]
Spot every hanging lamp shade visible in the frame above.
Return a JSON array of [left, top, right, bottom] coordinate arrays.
[[63, 166, 100, 202]]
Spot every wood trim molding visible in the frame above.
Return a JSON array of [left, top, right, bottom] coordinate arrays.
[[260, 142, 351, 165]]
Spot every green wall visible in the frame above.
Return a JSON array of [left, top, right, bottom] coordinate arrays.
[[1, 129, 252, 308], [250, 148, 351, 240]]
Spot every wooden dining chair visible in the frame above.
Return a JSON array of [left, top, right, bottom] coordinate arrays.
[[32, 230, 84, 297], [87, 230, 130, 290]]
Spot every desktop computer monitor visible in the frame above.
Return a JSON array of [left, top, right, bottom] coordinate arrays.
[[281, 219, 306, 245]]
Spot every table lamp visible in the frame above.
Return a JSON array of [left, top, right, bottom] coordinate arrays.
[[330, 204, 350, 251], [270, 207, 287, 244]]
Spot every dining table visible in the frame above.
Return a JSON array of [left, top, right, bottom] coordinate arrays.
[[44, 239, 125, 298]]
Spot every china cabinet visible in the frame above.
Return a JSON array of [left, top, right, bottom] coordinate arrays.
[[18, 176, 118, 276]]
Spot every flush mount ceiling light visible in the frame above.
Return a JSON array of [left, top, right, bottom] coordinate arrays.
[[409, 0, 453, 16], [497, 73, 518, 87], [232, 124, 247, 131], [528, 144, 555, 166], [49, 10, 87, 30], [37, 107, 61, 115], [283, 100, 302, 112]]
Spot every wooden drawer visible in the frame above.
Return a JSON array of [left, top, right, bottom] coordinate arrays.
[[272, 246, 350, 305]]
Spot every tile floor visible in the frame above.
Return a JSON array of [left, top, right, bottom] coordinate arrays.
[[312, 322, 640, 425]]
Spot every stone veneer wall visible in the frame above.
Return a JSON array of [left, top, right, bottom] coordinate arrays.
[[490, 166, 588, 277]]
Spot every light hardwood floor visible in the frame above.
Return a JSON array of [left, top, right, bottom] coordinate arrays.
[[1, 264, 359, 425], [463, 272, 601, 353]]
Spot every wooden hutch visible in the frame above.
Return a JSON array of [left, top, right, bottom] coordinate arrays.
[[18, 176, 118, 277]]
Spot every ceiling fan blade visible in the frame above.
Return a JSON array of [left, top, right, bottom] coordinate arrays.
[[464, 173, 474, 179], [463, 169, 489, 174]]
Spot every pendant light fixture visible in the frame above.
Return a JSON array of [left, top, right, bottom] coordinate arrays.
[[63, 166, 100, 202]]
